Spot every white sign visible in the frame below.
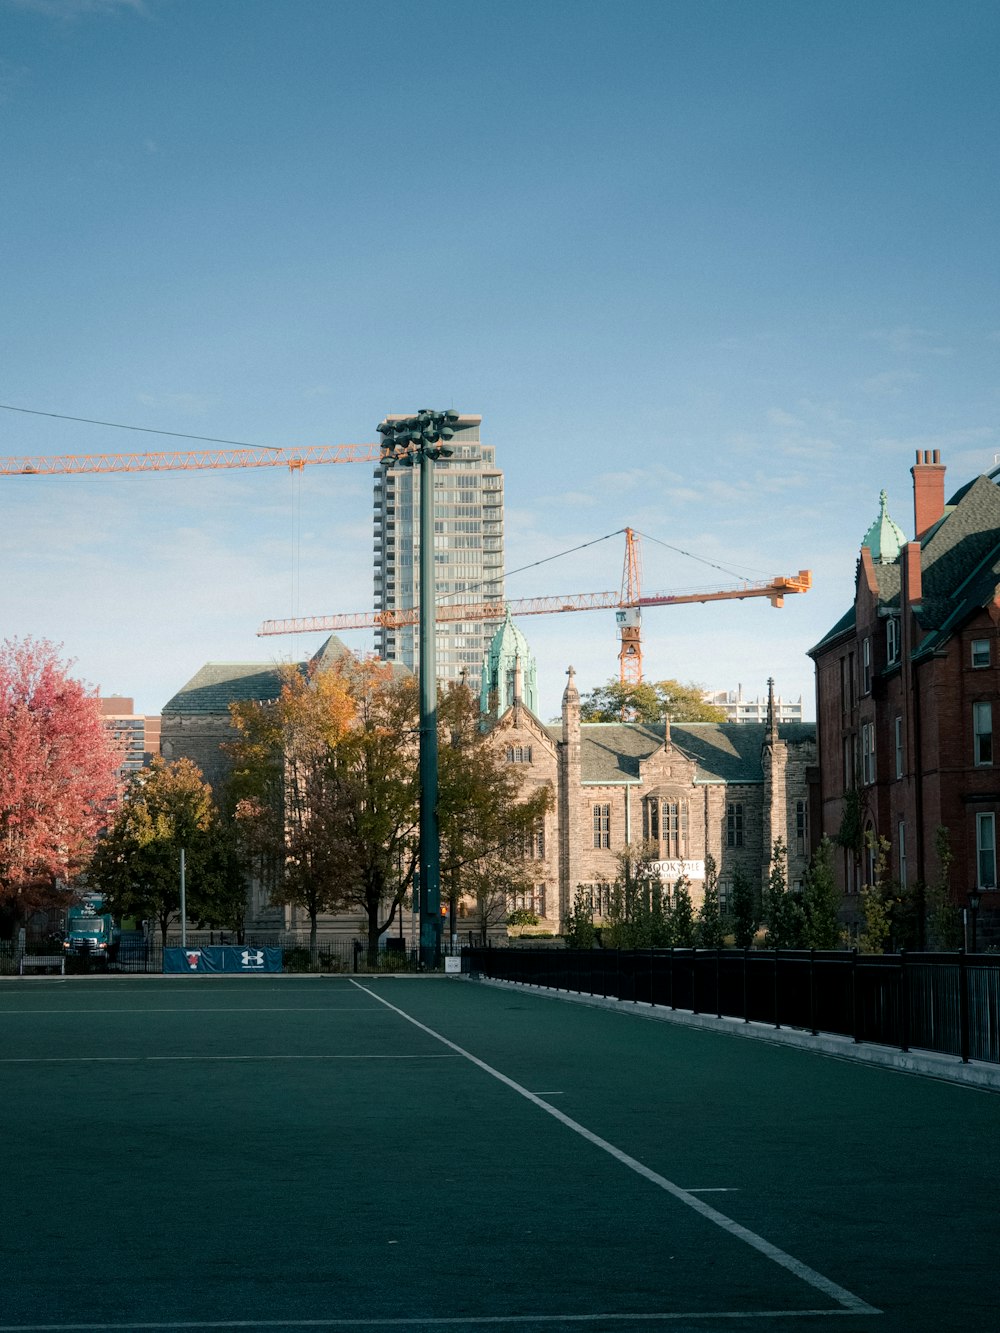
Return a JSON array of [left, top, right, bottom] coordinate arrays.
[[652, 860, 705, 881], [444, 956, 462, 974]]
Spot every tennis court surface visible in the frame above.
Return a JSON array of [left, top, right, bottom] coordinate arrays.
[[2, 974, 997, 1333]]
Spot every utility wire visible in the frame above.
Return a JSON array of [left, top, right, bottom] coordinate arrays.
[[436, 530, 624, 607], [0, 402, 281, 450], [636, 529, 768, 583]]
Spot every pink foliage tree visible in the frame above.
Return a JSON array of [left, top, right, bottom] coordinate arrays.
[[0, 637, 121, 927]]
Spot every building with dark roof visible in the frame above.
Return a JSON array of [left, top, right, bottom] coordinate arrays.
[[160, 625, 816, 941], [808, 451, 1000, 943], [478, 656, 816, 933]]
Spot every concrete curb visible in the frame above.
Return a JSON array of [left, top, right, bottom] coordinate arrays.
[[474, 975, 1000, 1094]]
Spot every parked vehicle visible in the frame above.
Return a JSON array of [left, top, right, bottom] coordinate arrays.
[[63, 896, 117, 965]]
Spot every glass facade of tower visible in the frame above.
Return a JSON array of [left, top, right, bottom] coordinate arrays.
[[372, 415, 504, 682]]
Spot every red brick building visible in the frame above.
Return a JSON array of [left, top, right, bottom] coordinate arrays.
[[809, 450, 1000, 944]]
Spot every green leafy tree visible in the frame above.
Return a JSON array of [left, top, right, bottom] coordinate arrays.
[[925, 825, 962, 950], [564, 884, 596, 949], [670, 875, 696, 947], [763, 839, 804, 948], [859, 832, 893, 954], [730, 863, 758, 949], [602, 843, 670, 949], [800, 838, 842, 949], [698, 852, 725, 948], [88, 758, 238, 945], [579, 677, 726, 724]]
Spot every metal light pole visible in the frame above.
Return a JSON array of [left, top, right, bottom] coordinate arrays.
[[968, 888, 981, 954], [377, 410, 459, 970]]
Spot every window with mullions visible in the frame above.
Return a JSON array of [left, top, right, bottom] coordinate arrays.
[[642, 796, 688, 858], [972, 639, 991, 668], [726, 802, 744, 848], [593, 804, 611, 849], [795, 799, 809, 856], [506, 745, 532, 763]]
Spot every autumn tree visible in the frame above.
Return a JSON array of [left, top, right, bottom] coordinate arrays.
[[229, 660, 376, 965], [579, 677, 726, 724], [87, 758, 240, 945], [437, 682, 552, 940], [0, 638, 120, 933]]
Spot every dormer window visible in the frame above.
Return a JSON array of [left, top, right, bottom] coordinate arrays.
[[972, 639, 991, 668]]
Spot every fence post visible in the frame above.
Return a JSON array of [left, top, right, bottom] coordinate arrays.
[[692, 948, 700, 1015], [899, 950, 910, 1054], [773, 948, 781, 1029], [959, 948, 970, 1064], [743, 948, 750, 1024], [669, 947, 676, 1010], [851, 948, 861, 1044], [809, 948, 817, 1036], [716, 946, 723, 1020]]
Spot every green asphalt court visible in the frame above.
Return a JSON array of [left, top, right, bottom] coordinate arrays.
[[1, 974, 997, 1333]]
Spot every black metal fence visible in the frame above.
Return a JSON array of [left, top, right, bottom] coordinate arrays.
[[464, 946, 1000, 1066]]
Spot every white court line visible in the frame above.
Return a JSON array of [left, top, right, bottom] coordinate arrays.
[[0, 1313, 878, 1330], [0, 1007, 382, 1015], [352, 981, 880, 1320], [0, 1054, 460, 1064]]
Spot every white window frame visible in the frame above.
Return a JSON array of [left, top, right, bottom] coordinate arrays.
[[886, 618, 900, 665], [862, 637, 872, 695], [974, 702, 993, 767], [898, 821, 907, 888], [861, 721, 876, 785], [972, 639, 991, 669], [894, 715, 903, 780], [977, 812, 997, 890]]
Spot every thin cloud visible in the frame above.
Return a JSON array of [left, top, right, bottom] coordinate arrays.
[[4, 0, 147, 15]]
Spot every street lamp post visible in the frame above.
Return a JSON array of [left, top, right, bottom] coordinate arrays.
[[968, 889, 982, 955], [377, 410, 459, 970]]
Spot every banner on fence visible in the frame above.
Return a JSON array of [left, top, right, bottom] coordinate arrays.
[[163, 946, 283, 974]]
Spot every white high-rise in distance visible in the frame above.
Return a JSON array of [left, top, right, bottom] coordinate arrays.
[[372, 414, 504, 683]]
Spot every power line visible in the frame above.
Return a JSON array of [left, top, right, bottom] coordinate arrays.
[[0, 402, 282, 451]]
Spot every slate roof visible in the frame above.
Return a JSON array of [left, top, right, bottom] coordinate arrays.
[[162, 663, 285, 715], [542, 721, 815, 784], [812, 472, 1000, 661], [162, 635, 408, 715]]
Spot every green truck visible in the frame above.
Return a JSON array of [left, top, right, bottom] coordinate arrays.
[[63, 896, 117, 964]]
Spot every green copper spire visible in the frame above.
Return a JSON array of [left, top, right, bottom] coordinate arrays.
[[862, 489, 906, 564], [480, 608, 538, 716]]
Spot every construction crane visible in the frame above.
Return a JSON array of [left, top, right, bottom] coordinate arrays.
[[2, 446, 811, 686], [0, 444, 381, 475], [257, 527, 812, 686]]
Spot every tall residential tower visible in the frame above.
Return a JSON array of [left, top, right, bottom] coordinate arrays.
[[372, 414, 504, 683]]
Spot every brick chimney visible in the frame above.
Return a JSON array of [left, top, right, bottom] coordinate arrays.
[[911, 449, 946, 540]]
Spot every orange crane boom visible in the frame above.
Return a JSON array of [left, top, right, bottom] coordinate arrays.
[[257, 571, 812, 637], [0, 444, 381, 475]]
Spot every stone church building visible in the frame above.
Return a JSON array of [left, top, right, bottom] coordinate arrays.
[[162, 622, 817, 940]]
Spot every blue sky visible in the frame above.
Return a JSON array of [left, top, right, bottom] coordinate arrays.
[[2, 0, 998, 723]]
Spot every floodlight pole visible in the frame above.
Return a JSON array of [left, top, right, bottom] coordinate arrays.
[[418, 446, 441, 970], [378, 410, 458, 971]]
